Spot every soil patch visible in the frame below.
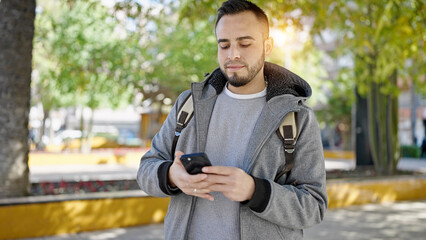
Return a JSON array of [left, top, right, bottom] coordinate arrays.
[[326, 165, 419, 180]]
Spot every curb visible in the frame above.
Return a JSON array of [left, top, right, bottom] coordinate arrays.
[[327, 175, 426, 208], [0, 192, 169, 240]]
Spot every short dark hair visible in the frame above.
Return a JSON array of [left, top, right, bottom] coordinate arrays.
[[215, 0, 269, 38]]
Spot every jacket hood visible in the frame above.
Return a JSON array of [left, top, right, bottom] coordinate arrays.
[[205, 61, 312, 101]]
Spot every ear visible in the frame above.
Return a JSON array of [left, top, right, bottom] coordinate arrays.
[[264, 37, 274, 57]]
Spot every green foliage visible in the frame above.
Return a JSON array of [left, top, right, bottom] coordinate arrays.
[[34, 0, 134, 110], [316, 68, 354, 127], [140, 16, 218, 98], [108, 0, 219, 107], [401, 145, 421, 158]]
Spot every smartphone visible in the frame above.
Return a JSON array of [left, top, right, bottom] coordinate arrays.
[[180, 152, 212, 175]]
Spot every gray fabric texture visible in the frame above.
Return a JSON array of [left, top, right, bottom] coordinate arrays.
[[136, 62, 328, 240], [187, 86, 266, 240]]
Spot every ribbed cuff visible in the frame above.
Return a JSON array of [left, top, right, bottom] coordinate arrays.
[[240, 176, 271, 213], [158, 161, 182, 195]]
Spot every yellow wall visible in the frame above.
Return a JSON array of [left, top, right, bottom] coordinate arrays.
[[28, 150, 146, 166], [323, 150, 354, 159], [327, 176, 426, 208], [0, 196, 170, 239]]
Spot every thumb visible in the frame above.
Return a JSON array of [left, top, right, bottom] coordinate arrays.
[[174, 151, 185, 162]]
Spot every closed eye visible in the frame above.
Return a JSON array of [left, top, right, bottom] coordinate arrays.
[[219, 44, 230, 49]]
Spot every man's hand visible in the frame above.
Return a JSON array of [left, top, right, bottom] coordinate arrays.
[[202, 166, 255, 202], [168, 151, 214, 201]]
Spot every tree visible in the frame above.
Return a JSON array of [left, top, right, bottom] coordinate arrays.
[[32, 0, 220, 151], [114, 0, 218, 105], [180, 0, 426, 175], [290, 0, 425, 175], [0, 0, 35, 197], [34, 0, 135, 151], [110, 1, 218, 137]]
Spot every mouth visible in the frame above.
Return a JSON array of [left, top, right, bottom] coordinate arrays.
[[226, 65, 245, 72]]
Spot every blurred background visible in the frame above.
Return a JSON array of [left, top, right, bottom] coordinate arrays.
[[27, 0, 426, 158], [0, 0, 425, 239]]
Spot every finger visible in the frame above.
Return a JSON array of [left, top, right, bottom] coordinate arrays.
[[176, 173, 207, 190], [207, 184, 232, 193], [202, 166, 236, 175], [204, 174, 229, 184], [174, 151, 185, 161], [182, 188, 214, 201], [196, 193, 214, 201], [182, 187, 211, 195], [185, 173, 208, 183], [185, 180, 213, 190]]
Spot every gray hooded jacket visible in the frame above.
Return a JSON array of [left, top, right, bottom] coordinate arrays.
[[137, 62, 328, 240]]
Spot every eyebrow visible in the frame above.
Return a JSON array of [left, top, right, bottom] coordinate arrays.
[[217, 36, 255, 44]]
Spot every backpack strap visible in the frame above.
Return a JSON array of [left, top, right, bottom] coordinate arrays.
[[171, 94, 194, 158], [274, 112, 298, 183]]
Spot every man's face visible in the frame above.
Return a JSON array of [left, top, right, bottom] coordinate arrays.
[[215, 11, 269, 88]]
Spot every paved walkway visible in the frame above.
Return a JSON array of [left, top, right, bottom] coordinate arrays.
[[24, 200, 426, 240], [397, 157, 426, 173], [304, 200, 426, 240], [30, 164, 138, 183]]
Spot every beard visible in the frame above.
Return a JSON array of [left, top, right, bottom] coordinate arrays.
[[221, 52, 265, 88]]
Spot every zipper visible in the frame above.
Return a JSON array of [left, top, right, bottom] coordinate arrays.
[[183, 196, 197, 240], [274, 224, 286, 239], [239, 207, 242, 240]]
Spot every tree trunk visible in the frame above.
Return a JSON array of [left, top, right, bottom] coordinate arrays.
[[37, 108, 50, 150], [86, 108, 94, 153], [355, 88, 374, 166], [79, 106, 85, 152], [389, 70, 400, 173], [366, 71, 400, 175], [410, 83, 419, 145], [0, 0, 35, 198]]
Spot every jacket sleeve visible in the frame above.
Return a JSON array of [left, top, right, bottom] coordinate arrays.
[[136, 90, 191, 197], [243, 105, 328, 229]]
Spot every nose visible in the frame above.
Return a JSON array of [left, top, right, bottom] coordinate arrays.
[[227, 45, 240, 60]]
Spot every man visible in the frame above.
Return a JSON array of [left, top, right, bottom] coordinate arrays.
[[137, 0, 327, 239]]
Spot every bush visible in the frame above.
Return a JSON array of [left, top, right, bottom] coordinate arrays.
[[401, 145, 421, 158]]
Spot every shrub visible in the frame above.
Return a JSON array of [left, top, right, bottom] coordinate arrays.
[[401, 145, 421, 158]]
